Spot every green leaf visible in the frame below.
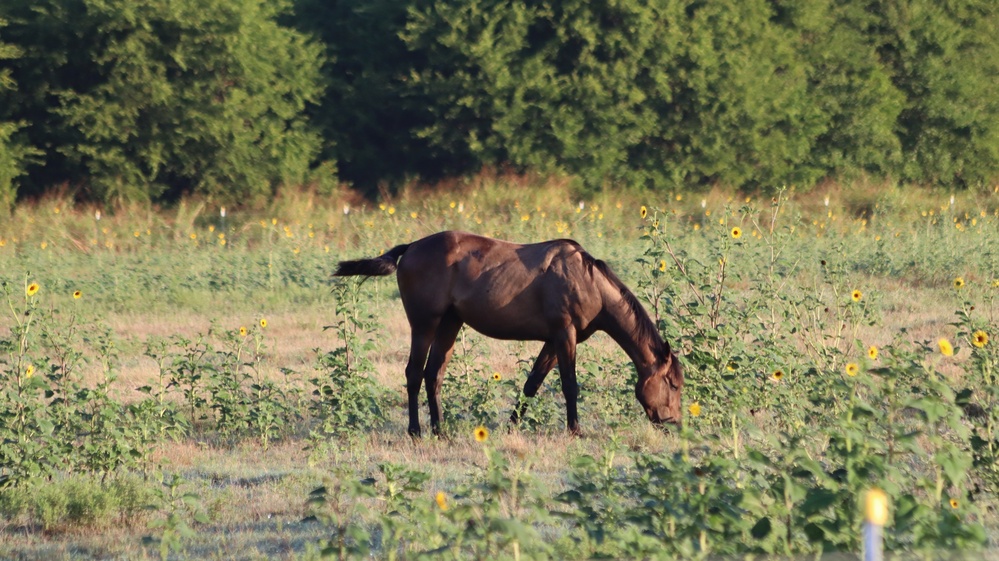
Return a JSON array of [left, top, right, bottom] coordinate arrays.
[[750, 516, 772, 539]]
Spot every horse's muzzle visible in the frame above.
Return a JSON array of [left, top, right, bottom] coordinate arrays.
[[647, 410, 682, 427]]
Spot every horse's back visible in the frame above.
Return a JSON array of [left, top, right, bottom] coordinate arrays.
[[395, 231, 599, 340]]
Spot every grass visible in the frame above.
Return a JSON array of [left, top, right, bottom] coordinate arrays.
[[2, 176, 999, 559]]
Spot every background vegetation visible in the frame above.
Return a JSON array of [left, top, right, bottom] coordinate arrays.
[[1, 0, 999, 206], [1, 181, 999, 558]]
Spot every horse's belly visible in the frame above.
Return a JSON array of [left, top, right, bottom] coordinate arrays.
[[454, 299, 550, 341], [465, 319, 548, 341]]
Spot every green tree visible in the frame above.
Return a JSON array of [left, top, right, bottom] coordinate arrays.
[[663, 0, 825, 189], [403, 0, 826, 191], [871, 0, 999, 187], [291, 0, 453, 194], [771, 0, 905, 180], [2, 0, 325, 204], [0, 18, 37, 211]]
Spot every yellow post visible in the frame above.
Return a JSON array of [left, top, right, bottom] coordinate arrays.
[[864, 488, 889, 561]]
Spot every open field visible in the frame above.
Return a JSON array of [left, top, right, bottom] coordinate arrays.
[[2, 179, 999, 559]]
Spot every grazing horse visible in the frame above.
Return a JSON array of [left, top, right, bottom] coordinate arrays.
[[334, 231, 683, 436]]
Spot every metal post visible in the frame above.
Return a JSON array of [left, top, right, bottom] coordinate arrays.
[[864, 488, 889, 561]]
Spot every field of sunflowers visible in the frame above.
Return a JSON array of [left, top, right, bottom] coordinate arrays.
[[1, 179, 999, 560]]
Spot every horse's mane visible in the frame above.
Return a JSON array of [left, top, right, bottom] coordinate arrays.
[[580, 251, 671, 357]]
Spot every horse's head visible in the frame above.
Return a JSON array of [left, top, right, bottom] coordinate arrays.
[[635, 351, 683, 426]]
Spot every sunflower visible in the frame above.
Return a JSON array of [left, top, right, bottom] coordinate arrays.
[[973, 331, 989, 348], [772, 369, 785, 381], [954, 277, 965, 289], [239, 326, 248, 337], [435, 491, 448, 511], [73, 290, 82, 299], [688, 402, 702, 417], [851, 290, 862, 302], [474, 426, 489, 442], [845, 363, 859, 377], [950, 498, 959, 509], [658, 260, 667, 272], [867, 346, 878, 360], [938, 338, 954, 357], [26, 282, 39, 297], [259, 318, 268, 329], [492, 372, 501, 381], [730, 226, 742, 239], [640, 205, 648, 219], [25, 364, 34, 379]]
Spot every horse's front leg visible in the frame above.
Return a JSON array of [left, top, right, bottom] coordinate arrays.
[[554, 330, 581, 435], [510, 341, 558, 426], [423, 313, 463, 436]]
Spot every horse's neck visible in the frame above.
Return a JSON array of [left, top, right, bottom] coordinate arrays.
[[600, 293, 658, 372]]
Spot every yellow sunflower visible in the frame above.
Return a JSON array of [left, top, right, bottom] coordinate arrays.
[[851, 290, 862, 302], [25, 364, 34, 379], [239, 326, 248, 337], [492, 372, 501, 381], [973, 331, 989, 348], [435, 491, 448, 511], [688, 402, 702, 417], [845, 363, 859, 377], [259, 318, 268, 329], [772, 369, 785, 381], [26, 282, 39, 297], [73, 290, 82, 299], [658, 260, 667, 272], [938, 338, 954, 357], [950, 498, 959, 509], [953, 277, 965, 289], [640, 205, 648, 219], [730, 226, 742, 239], [474, 426, 489, 442], [867, 346, 878, 360]]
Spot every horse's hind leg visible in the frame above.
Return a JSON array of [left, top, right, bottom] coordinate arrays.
[[510, 342, 558, 425], [423, 311, 463, 436], [405, 322, 438, 438]]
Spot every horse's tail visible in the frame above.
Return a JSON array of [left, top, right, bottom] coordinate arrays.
[[334, 243, 411, 277]]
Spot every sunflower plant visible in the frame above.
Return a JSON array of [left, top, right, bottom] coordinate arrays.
[[310, 280, 388, 439]]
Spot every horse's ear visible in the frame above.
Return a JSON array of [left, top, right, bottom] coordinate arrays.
[[668, 352, 684, 388]]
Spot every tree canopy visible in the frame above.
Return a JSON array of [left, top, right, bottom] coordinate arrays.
[[0, 0, 997, 206]]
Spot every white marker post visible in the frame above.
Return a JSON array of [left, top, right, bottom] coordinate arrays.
[[864, 488, 889, 561]]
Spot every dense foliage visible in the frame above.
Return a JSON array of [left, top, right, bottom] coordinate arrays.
[[0, 0, 325, 205], [1, 0, 998, 204]]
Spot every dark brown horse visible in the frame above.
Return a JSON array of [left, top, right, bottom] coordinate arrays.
[[334, 231, 683, 436]]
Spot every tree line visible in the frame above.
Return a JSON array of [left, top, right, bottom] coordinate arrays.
[[1, 0, 997, 207]]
